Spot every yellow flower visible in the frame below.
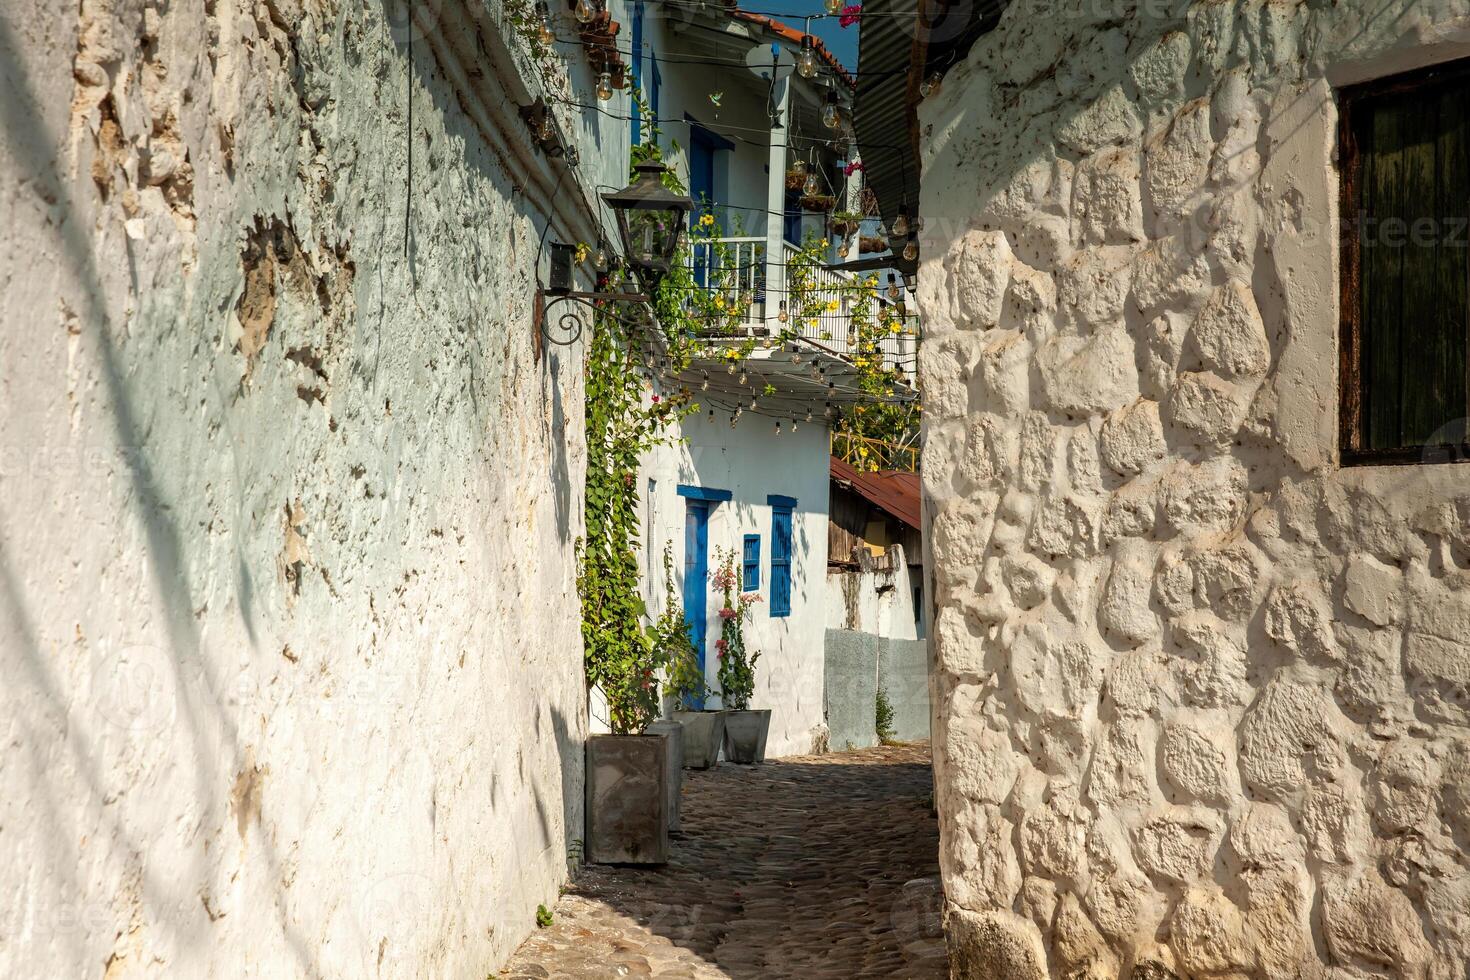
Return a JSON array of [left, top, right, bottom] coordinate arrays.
[[825, 300, 839, 312], [699, 213, 715, 228], [889, 323, 901, 335], [715, 295, 726, 310], [820, 238, 830, 248]]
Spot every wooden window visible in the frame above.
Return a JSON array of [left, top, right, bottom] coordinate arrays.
[[769, 499, 795, 618], [1340, 59, 1470, 465], [742, 534, 761, 591]]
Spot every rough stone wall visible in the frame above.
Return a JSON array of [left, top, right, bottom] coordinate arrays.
[[916, 2, 1470, 977], [1, 0, 596, 975]]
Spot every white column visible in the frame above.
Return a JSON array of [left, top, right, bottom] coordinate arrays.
[[764, 74, 790, 336]]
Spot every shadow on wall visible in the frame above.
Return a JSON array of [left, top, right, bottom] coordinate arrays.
[[0, 0, 587, 972], [0, 7, 320, 966]]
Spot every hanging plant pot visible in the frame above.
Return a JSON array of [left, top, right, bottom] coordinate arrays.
[[800, 194, 836, 213], [671, 708, 727, 769], [859, 234, 890, 254], [585, 734, 670, 864], [722, 709, 771, 764], [829, 219, 855, 239], [785, 170, 808, 192]]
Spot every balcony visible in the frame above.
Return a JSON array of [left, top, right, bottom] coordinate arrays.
[[686, 237, 918, 383]]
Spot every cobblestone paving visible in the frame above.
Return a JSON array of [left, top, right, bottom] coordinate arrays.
[[501, 742, 948, 979]]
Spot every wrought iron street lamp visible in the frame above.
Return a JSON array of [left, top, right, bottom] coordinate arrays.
[[602, 161, 693, 282]]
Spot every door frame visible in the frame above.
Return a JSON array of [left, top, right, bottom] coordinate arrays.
[[678, 484, 732, 707]]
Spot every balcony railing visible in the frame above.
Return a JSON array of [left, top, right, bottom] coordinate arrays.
[[686, 237, 917, 382]]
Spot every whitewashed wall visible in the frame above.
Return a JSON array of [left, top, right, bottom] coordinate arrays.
[[0, 0, 626, 975], [916, 2, 1470, 977], [641, 410, 832, 757], [826, 543, 922, 641]]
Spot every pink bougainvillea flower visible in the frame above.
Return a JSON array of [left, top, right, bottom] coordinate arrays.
[[740, 592, 764, 604], [719, 607, 736, 619], [715, 639, 728, 652], [651, 394, 661, 403], [839, 5, 861, 28], [843, 160, 865, 177]]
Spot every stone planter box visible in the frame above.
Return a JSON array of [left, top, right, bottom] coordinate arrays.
[[585, 734, 670, 864], [671, 709, 727, 770], [643, 719, 685, 832], [723, 709, 771, 764]]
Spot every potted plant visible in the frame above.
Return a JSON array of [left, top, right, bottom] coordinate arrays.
[[711, 549, 769, 764], [829, 210, 863, 239], [800, 193, 836, 213], [651, 543, 725, 770], [579, 299, 693, 865]]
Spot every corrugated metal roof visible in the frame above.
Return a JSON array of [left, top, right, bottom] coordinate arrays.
[[830, 455, 921, 530], [853, 0, 1009, 225]]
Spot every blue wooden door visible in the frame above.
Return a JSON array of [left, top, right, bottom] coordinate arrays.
[[683, 499, 711, 707]]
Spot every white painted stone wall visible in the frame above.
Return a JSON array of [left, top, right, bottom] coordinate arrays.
[[826, 543, 922, 641], [916, 3, 1470, 977], [641, 410, 832, 757], [0, 0, 623, 975]]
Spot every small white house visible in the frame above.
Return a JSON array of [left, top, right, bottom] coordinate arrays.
[[626, 2, 919, 758]]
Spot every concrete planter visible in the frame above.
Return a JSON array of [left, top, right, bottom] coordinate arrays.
[[585, 734, 670, 864], [642, 720, 685, 832], [722, 709, 771, 764], [671, 709, 727, 770]]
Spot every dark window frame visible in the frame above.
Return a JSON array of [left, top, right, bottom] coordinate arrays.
[[1338, 57, 1470, 467]]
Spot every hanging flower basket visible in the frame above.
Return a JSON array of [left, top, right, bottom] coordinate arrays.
[[830, 212, 862, 238], [785, 170, 807, 192], [801, 193, 836, 213], [859, 234, 889, 254]]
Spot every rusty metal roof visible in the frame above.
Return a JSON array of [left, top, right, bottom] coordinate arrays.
[[830, 456, 921, 530]]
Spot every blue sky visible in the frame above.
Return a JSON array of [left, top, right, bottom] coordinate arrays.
[[756, 0, 860, 70]]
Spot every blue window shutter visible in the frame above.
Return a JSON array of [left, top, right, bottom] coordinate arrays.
[[743, 534, 761, 591], [770, 506, 792, 617]]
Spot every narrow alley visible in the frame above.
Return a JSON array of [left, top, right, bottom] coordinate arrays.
[[502, 743, 947, 979]]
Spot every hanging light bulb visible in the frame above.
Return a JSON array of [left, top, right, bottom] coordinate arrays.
[[825, 0, 842, 12], [920, 71, 944, 98], [574, 0, 596, 23], [824, 402, 834, 418], [738, 371, 748, 386], [891, 208, 910, 238], [535, 1, 556, 45], [902, 234, 919, 262], [732, 407, 742, 427], [791, 418, 799, 432], [822, 91, 842, 129], [749, 394, 758, 410], [700, 371, 710, 391], [837, 240, 849, 259], [708, 408, 716, 424], [727, 361, 737, 375], [810, 362, 823, 381], [596, 71, 613, 101], [797, 36, 819, 79], [592, 239, 609, 272], [775, 420, 783, 435], [886, 273, 901, 302], [805, 409, 814, 423], [778, 300, 789, 324], [803, 171, 820, 197]]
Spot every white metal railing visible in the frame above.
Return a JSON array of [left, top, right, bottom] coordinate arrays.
[[687, 236, 766, 334], [683, 237, 919, 383]]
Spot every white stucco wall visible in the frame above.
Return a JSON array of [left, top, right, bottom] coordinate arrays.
[[826, 543, 922, 641], [0, 0, 625, 975], [917, 2, 1470, 977], [641, 410, 831, 757]]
